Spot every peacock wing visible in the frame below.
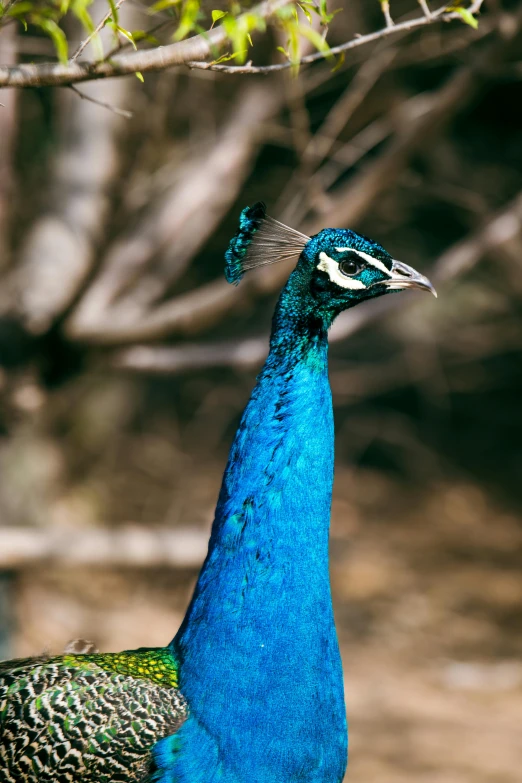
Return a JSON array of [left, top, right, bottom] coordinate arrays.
[[0, 647, 187, 783]]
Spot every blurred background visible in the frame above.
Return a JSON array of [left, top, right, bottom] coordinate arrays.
[[1, 0, 522, 780]]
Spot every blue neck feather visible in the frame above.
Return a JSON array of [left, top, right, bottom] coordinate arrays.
[[154, 263, 348, 782]]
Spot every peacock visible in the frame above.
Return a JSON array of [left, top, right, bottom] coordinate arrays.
[[0, 202, 435, 783]]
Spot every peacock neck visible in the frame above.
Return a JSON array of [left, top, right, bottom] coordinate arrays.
[[166, 269, 347, 782]]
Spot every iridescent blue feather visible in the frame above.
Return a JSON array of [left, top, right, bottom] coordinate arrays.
[[224, 202, 267, 284]]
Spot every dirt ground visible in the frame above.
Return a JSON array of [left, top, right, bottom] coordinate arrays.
[[11, 467, 522, 783]]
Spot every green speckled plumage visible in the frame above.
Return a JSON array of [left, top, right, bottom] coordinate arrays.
[[0, 648, 186, 782]]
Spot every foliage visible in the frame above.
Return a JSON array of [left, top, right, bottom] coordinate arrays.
[[0, 0, 484, 75], [0, 0, 341, 68]]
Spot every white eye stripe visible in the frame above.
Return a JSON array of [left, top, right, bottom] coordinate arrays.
[[335, 247, 391, 277], [317, 252, 367, 290]]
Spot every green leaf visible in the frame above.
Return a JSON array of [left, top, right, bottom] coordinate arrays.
[[149, 0, 182, 13], [209, 50, 244, 64], [129, 29, 160, 45], [299, 23, 332, 59], [298, 3, 312, 24], [211, 9, 227, 24], [108, 0, 119, 24], [276, 5, 296, 20], [135, 71, 144, 82], [448, 5, 478, 28], [276, 45, 289, 56], [108, 21, 138, 48], [36, 18, 68, 63], [331, 49, 344, 72], [173, 0, 201, 41], [6, 2, 34, 17], [71, 0, 103, 60]]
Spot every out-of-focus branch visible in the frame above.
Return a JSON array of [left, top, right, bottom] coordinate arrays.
[[0, 1, 483, 87], [0, 25, 17, 266], [66, 83, 283, 343], [113, 188, 522, 374], [435, 191, 522, 283], [330, 189, 522, 342], [114, 338, 269, 374], [10, 74, 135, 335], [68, 84, 133, 119], [312, 2, 522, 230], [277, 47, 398, 225], [319, 66, 477, 229], [0, 526, 208, 568]]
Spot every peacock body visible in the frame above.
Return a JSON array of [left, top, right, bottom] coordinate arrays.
[[0, 203, 434, 783]]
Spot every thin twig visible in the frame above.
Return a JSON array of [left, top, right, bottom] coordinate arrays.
[[380, 1, 394, 28], [71, 0, 128, 62], [418, 0, 433, 19], [69, 83, 133, 118]]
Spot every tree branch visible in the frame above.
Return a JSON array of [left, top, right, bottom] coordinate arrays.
[[0, 1, 484, 88], [12, 75, 136, 334], [66, 83, 283, 342], [0, 525, 208, 568], [185, 2, 485, 75], [68, 84, 133, 118], [0, 24, 17, 266], [0, 0, 292, 88]]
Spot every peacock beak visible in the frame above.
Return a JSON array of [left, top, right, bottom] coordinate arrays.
[[382, 260, 437, 298]]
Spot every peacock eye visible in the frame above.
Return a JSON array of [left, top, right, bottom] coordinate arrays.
[[339, 256, 362, 277]]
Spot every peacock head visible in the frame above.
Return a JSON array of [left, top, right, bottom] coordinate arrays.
[[225, 203, 436, 319]]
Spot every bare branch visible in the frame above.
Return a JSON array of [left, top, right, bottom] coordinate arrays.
[[114, 338, 269, 374], [68, 84, 133, 118], [418, 0, 433, 19], [0, 24, 17, 266], [331, 191, 522, 343], [319, 67, 477, 230], [276, 47, 398, 225], [66, 83, 283, 342], [435, 192, 522, 283], [0, 526, 208, 568], [380, 1, 394, 29], [0, 1, 484, 88], [12, 75, 136, 334]]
